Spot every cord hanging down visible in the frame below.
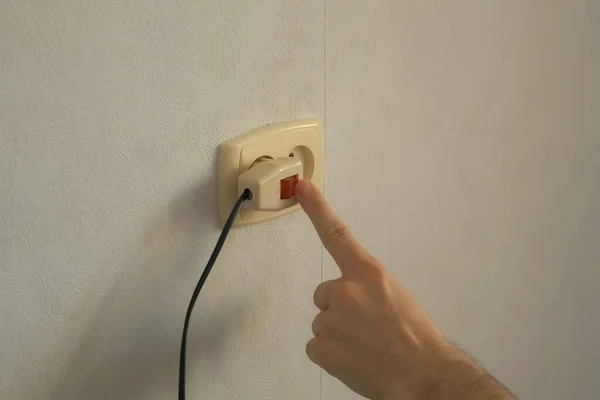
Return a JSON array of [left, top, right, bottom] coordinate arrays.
[[178, 189, 251, 400]]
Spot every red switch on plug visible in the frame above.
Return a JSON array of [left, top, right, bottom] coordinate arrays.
[[280, 174, 299, 199]]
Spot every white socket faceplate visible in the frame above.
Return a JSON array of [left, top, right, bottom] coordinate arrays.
[[218, 119, 324, 226]]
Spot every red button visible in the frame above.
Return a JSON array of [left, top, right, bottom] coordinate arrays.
[[280, 174, 299, 199]]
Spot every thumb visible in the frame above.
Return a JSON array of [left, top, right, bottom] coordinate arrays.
[[295, 180, 370, 275]]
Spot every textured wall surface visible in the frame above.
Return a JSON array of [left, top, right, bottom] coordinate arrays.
[[1, 1, 598, 399], [324, 2, 600, 399]]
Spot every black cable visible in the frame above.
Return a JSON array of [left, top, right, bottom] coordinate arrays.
[[178, 189, 251, 400]]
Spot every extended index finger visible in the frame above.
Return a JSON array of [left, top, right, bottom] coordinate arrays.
[[295, 180, 370, 275]]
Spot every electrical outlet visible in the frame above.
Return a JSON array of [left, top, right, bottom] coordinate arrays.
[[217, 119, 324, 226]]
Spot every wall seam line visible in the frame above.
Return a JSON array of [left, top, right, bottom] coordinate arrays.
[[320, 0, 327, 399]]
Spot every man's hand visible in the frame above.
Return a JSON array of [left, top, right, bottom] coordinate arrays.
[[295, 180, 515, 400]]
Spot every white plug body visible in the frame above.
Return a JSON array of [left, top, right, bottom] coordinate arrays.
[[238, 157, 303, 211]]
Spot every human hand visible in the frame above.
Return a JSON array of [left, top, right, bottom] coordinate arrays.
[[295, 180, 514, 400]]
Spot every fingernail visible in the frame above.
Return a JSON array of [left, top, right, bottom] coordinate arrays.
[[295, 180, 312, 198]]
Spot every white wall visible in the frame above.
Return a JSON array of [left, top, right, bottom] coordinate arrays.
[[1, 1, 598, 399]]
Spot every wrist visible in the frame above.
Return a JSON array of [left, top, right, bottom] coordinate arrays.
[[411, 344, 514, 400], [381, 340, 489, 400], [380, 339, 455, 400]]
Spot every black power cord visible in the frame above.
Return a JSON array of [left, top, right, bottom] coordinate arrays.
[[178, 189, 251, 400]]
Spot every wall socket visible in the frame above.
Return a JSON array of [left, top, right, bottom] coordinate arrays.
[[217, 119, 324, 226]]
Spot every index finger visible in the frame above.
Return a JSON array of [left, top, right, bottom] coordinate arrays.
[[295, 180, 370, 275]]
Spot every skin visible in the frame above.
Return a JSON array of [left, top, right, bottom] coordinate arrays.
[[295, 180, 516, 400]]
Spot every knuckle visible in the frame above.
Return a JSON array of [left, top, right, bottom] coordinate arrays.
[[315, 312, 337, 335], [326, 222, 351, 242], [313, 281, 331, 309], [311, 313, 321, 335], [314, 281, 326, 298], [368, 263, 387, 283], [355, 255, 387, 282], [305, 338, 322, 364], [321, 314, 338, 333], [331, 281, 352, 302], [306, 337, 335, 369]]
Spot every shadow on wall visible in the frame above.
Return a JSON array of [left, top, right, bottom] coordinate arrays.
[[50, 176, 248, 400]]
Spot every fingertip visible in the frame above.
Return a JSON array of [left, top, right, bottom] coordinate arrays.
[[296, 180, 318, 211], [295, 179, 313, 199]]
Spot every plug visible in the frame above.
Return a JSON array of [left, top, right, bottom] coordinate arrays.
[[238, 157, 303, 211]]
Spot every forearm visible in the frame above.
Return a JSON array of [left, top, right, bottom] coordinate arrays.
[[423, 346, 514, 399], [386, 343, 516, 400]]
